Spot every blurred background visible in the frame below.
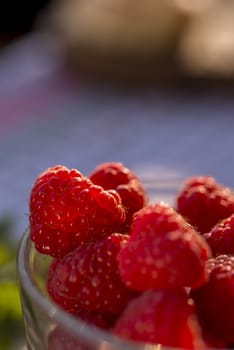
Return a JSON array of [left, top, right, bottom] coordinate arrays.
[[1, 0, 234, 348]]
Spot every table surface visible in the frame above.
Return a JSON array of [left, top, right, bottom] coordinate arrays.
[[1, 32, 234, 242]]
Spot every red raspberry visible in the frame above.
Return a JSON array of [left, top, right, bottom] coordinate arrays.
[[201, 329, 227, 350], [118, 202, 211, 292], [29, 165, 126, 258], [47, 233, 138, 315], [191, 255, 234, 344], [176, 176, 234, 234], [114, 289, 205, 349], [89, 162, 148, 231], [75, 309, 117, 330], [89, 162, 138, 189], [204, 214, 234, 256]]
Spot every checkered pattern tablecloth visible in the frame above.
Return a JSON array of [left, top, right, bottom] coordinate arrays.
[[1, 33, 234, 241]]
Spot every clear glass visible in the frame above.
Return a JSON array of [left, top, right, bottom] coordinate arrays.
[[17, 180, 181, 350]]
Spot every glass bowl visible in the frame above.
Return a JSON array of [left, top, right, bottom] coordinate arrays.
[[17, 179, 183, 350]]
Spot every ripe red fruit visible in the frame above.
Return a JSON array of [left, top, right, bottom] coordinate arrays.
[[191, 255, 234, 344], [89, 162, 148, 231], [204, 214, 234, 256], [176, 176, 234, 234], [114, 289, 205, 349], [89, 162, 136, 187], [29, 165, 126, 258], [197, 326, 227, 349], [47, 233, 138, 315], [75, 309, 117, 330], [118, 202, 211, 292]]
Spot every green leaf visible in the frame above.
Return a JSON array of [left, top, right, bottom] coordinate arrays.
[[0, 217, 15, 246], [0, 282, 24, 349], [0, 259, 17, 282], [0, 316, 24, 350], [0, 244, 12, 266], [0, 217, 24, 349], [0, 283, 22, 321]]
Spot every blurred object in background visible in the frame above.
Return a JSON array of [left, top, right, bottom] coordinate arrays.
[[37, 0, 234, 86], [42, 0, 186, 83], [178, 0, 234, 78], [0, 218, 24, 350], [0, 0, 49, 46], [174, 0, 216, 14], [1, 0, 234, 84]]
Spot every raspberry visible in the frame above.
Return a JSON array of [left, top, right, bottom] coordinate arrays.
[[176, 176, 234, 234], [89, 162, 148, 231], [75, 309, 117, 330], [118, 202, 211, 292], [47, 233, 138, 315], [114, 289, 205, 349], [29, 165, 126, 258], [191, 255, 234, 344], [199, 327, 226, 349], [89, 162, 138, 189], [204, 214, 234, 256]]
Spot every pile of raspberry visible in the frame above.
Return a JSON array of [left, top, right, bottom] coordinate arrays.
[[29, 163, 234, 350]]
